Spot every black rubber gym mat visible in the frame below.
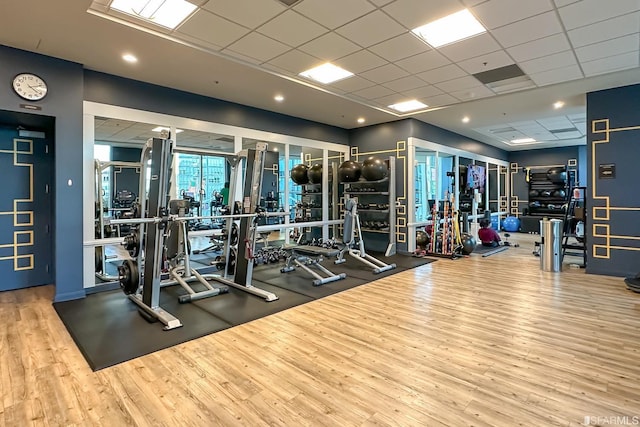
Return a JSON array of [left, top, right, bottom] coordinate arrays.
[[253, 269, 366, 299], [329, 252, 435, 281], [56, 254, 434, 371], [54, 282, 311, 371]]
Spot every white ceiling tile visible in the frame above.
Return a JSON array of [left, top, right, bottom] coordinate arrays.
[[537, 116, 574, 130], [266, 49, 321, 74], [352, 85, 395, 100], [375, 94, 408, 107], [575, 34, 639, 63], [559, 0, 640, 30], [417, 64, 467, 84], [491, 11, 563, 48], [224, 32, 291, 63], [360, 63, 409, 83], [434, 75, 483, 92], [450, 85, 495, 101], [298, 33, 362, 61], [463, 0, 488, 6], [457, 50, 514, 74], [472, 0, 554, 30], [178, 10, 249, 49], [402, 85, 443, 98], [581, 51, 640, 77], [529, 64, 583, 86], [382, 0, 463, 30], [334, 50, 388, 73], [519, 51, 578, 74], [202, 0, 286, 29], [257, 10, 328, 48], [369, 33, 429, 62], [335, 11, 407, 47], [368, 0, 395, 6], [423, 93, 459, 107], [437, 33, 502, 62], [221, 49, 262, 65], [506, 33, 571, 62], [382, 76, 429, 92], [294, 0, 375, 29], [395, 50, 450, 73], [567, 12, 640, 48], [553, 0, 580, 7], [330, 75, 377, 93]]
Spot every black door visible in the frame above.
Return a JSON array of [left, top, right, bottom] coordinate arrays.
[[0, 126, 53, 290]]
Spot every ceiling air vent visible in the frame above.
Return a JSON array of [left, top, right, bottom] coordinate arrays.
[[473, 64, 535, 94], [277, 0, 302, 5]]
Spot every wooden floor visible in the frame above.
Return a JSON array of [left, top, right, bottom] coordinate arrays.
[[2, 234, 640, 426]]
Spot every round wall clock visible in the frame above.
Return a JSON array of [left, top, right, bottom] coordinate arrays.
[[12, 73, 48, 101]]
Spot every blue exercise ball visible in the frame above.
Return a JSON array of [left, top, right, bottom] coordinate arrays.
[[491, 217, 499, 230], [502, 216, 520, 232]]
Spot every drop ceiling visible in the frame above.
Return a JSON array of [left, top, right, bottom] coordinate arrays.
[[2, 0, 640, 151]]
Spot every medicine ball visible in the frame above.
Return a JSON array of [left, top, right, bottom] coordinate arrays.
[[307, 163, 323, 184], [529, 189, 539, 197], [553, 189, 566, 198], [460, 233, 476, 255], [502, 216, 520, 232], [361, 156, 388, 181], [416, 230, 429, 247], [291, 164, 309, 185], [547, 167, 567, 184], [338, 160, 362, 182], [529, 201, 541, 208], [540, 190, 552, 197]]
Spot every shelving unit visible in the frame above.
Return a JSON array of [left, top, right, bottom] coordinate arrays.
[[343, 156, 396, 256], [527, 170, 569, 218]]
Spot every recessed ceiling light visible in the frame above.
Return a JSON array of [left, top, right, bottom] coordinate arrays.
[[357, 117, 366, 124], [152, 126, 184, 133], [388, 100, 428, 113], [110, 0, 197, 29], [299, 63, 354, 84], [274, 95, 284, 102], [412, 9, 486, 48], [122, 53, 138, 63], [462, 116, 470, 123], [273, 147, 279, 152], [510, 137, 536, 144], [554, 101, 565, 109]]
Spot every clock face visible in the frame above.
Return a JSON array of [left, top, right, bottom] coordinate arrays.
[[12, 73, 48, 101]]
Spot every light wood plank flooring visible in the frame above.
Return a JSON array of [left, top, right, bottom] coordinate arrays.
[[1, 234, 639, 426]]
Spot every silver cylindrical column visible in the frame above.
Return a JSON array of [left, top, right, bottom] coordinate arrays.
[[540, 218, 563, 272]]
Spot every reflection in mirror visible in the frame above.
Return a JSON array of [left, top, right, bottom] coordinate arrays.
[[438, 152, 455, 202], [488, 163, 499, 214], [328, 150, 345, 237], [414, 149, 437, 222]]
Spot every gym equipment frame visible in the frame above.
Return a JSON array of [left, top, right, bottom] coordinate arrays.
[[336, 197, 396, 274]]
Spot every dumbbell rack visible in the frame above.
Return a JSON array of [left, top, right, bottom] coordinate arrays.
[[343, 156, 396, 256]]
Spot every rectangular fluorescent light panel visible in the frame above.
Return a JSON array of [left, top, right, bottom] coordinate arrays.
[[388, 100, 428, 113], [152, 126, 184, 133], [412, 9, 486, 48], [299, 63, 354, 84], [510, 138, 536, 144], [110, 0, 197, 29]]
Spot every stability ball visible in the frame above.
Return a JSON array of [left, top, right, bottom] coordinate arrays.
[[291, 164, 309, 185], [416, 230, 429, 247], [307, 163, 323, 184], [338, 160, 362, 182], [361, 156, 388, 181], [502, 216, 520, 232], [460, 233, 476, 255], [547, 167, 567, 184]]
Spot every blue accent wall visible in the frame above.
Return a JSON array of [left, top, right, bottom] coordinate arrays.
[[84, 71, 349, 145], [0, 45, 85, 302], [587, 84, 640, 277]]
